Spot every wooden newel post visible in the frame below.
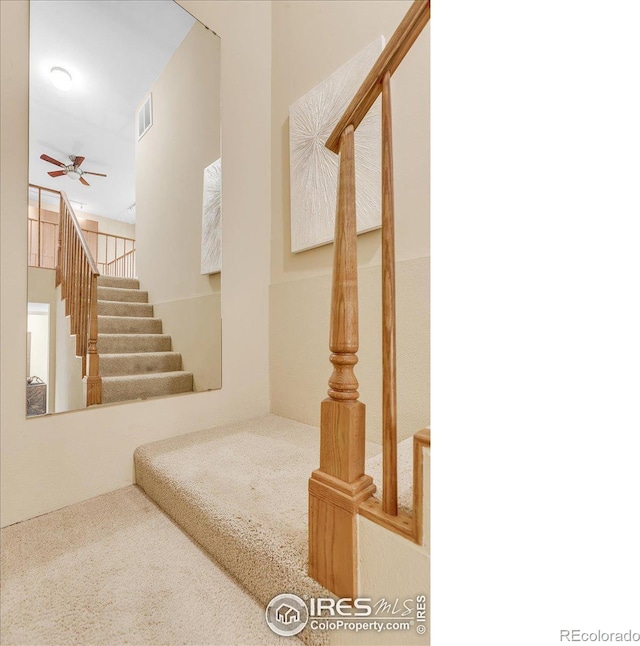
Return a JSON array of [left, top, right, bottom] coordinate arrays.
[[309, 126, 375, 599], [84, 272, 102, 406]]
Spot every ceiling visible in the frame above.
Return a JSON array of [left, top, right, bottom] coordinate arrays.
[[29, 0, 195, 223]]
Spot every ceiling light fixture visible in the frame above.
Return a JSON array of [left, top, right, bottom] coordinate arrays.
[[50, 66, 72, 91]]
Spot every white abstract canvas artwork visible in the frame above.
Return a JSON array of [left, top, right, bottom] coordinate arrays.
[[201, 158, 221, 274], [289, 36, 385, 253]]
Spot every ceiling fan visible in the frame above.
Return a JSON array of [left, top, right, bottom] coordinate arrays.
[[40, 153, 107, 186]]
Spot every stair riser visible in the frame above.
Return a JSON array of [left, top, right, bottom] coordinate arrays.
[[97, 287, 148, 303], [102, 373, 193, 404], [99, 317, 162, 334], [98, 301, 153, 318], [98, 335, 172, 354], [97, 276, 140, 290], [100, 353, 182, 377]]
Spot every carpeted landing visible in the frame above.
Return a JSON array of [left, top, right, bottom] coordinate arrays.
[[1, 415, 414, 646], [134, 414, 414, 644], [0, 486, 287, 646]]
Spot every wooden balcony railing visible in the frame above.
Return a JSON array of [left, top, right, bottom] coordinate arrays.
[[56, 192, 102, 406], [104, 248, 136, 278], [95, 233, 136, 279], [309, 0, 430, 599], [28, 184, 136, 279]]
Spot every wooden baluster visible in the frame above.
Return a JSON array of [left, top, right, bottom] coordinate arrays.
[[85, 272, 101, 406], [309, 125, 375, 599], [61, 207, 66, 291], [65, 211, 72, 305], [37, 187, 42, 268], [381, 72, 398, 516], [72, 237, 80, 330], [66, 227, 73, 318], [56, 195, 64, 287], [79, 261, 88, 376]]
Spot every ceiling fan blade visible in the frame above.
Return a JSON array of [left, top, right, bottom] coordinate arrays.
[[48, 170, 66, 177], [74, 156, 85, 167], [40, 154, 66, 168], [83, 171, 107, 177], [79, 177, 90, 186]]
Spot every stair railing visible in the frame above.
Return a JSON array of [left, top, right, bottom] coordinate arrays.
[[309, 0, 430, 599], [96, 233, 136, 278], [56, 192, 102, 406]]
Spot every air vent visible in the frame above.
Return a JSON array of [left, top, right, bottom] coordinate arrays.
[[137, 94, 153, 141]]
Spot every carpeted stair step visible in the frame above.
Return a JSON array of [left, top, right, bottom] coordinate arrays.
[[97, 275, 140, 290], [102, 371, 193, 404], [99, 315, 162, 334], [100, 352, 183, 377], [134, 415, 383, 646], [98, 300, 154, 318], [97, 286, 148, 303], [98, 334, 172, 354]]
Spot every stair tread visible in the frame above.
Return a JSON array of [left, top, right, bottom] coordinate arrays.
[[97, 275, 139, 290], [102, 370, 192, 382], [97, 286, 148, 303], [101, 371, 193, 404], [97, 299, 151, 305], [97, 300, 154, 318], [98, 334, 171, 339], [98, 315, 160, 321], [97, 333, 172, 354], [134, 414, 384, 645], [100, 351, 181, 358]]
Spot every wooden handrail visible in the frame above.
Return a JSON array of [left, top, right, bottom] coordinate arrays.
[[29, 183, 61, 194], [60, 192, 99, 274], [325, 0, 430, 154], [56, 192, 102, 406], [103, 248, 136, 278], [105, 248, 136, 267], [309, 0, 429, 599]]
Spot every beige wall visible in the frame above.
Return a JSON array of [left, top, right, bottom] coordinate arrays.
[[135, 21, 222, 392], [1, 0, 272, 527], [27, 268, 57, 409], [154, 293, 222, 392], [54, 286, 85, 414], [135, 22, 220, 305], [269, 1, 430, 442], [78, 212, 135, 242]]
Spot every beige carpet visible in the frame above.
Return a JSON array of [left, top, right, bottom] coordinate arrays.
[[134, 415, 414, 645], [134, 415, 389, 646], [96, 275, 193, 404], [0, 486, 287, 646]]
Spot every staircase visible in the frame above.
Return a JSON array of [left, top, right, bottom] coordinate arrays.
[[96, 275, 193, 404]]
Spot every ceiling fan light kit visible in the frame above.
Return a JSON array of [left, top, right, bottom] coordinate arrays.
[[39, 153, 107, 187]]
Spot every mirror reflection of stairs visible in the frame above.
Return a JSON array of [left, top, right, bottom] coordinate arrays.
[[96, 276, 193, 404]]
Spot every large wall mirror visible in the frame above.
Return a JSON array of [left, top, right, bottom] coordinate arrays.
[[26, 0, 222, 417]]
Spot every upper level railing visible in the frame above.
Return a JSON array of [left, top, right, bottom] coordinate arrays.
[[309, 0, 430, 599], [56, 192, 102, 406], [28, 184, 136, 279]]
